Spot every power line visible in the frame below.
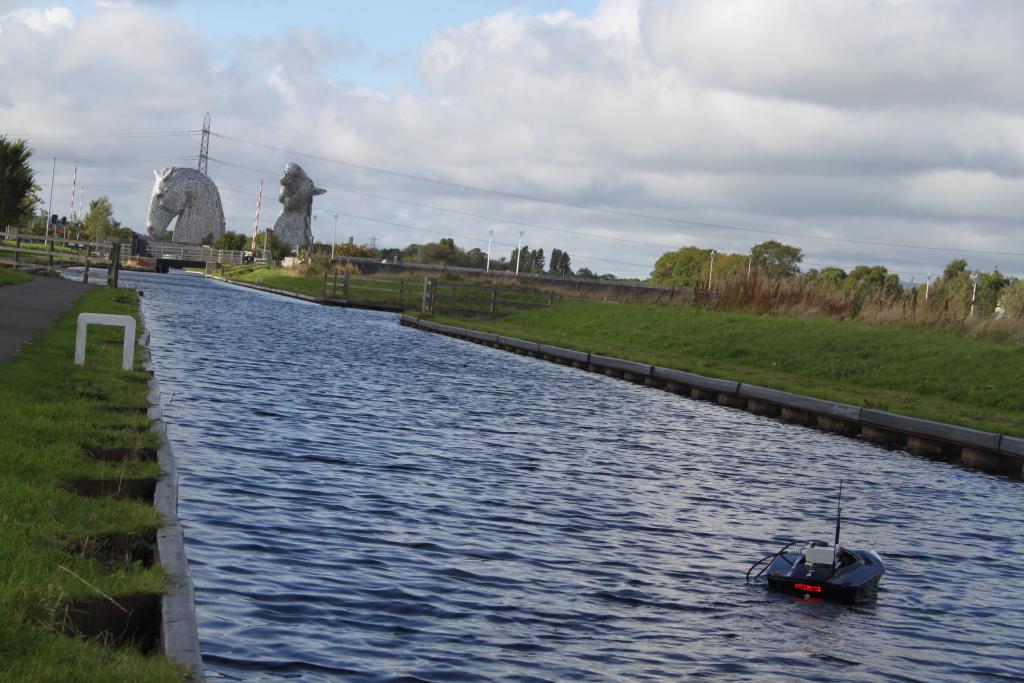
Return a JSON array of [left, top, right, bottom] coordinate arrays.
[[209, 131, 1023, 258], [12, 131, 198, 139]]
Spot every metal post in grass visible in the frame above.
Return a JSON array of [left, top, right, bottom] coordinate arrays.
[[332, 267, 338, 297], [342, 272, 350, 299], [14, 232, 21, 267], [322, 269, 328, 298], [397, 279, 404, 304], [490, 283, 497, 315]]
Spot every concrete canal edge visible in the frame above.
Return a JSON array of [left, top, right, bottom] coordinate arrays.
[[139, 317, 205, 681], [398, 314, 1024, 481]]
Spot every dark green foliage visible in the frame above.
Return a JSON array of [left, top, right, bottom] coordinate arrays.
[[650, 246, 713, 286], [214, 231, 249, 251], [845, 265, 901, 297], [0, 135, 40, 229], [81, 197, 119, 241], [751, 240, 803, 279], [254, 229, 292, 260]]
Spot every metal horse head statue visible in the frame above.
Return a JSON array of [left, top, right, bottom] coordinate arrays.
[[147, 167, 226, 244], [272, 163, 325, 251]]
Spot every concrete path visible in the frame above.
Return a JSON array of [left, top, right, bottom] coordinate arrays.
[[0, 275, 94, 362]]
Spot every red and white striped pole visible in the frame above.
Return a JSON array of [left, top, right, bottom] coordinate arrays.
[[251, 176, 263, 252]]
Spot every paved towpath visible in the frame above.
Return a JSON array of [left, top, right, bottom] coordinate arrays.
[[0, 274, 94, 362]]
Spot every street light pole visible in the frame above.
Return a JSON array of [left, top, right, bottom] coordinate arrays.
[[332, 213, 338, 260], [970, 272, 978, 317], [515, 229, 524, 276], [44, 157, 56, 242], [486, 229, 493, 272]]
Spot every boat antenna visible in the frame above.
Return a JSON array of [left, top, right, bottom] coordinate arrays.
[[832, 479, 843, 576]]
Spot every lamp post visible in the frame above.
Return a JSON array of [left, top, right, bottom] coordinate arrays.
[[486, 229, 493, 272], [970, 272, 978, 317], [515, 229, 524, 276], [44, 157, 56, 243], [332, 213, 339, 260]]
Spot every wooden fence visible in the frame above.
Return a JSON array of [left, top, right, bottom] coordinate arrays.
[[420, 277, 552, 316]]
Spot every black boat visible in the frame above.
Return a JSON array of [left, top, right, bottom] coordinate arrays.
[[746, 482, 884, 603]]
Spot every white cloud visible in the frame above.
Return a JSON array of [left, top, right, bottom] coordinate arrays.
[[2, 0, 1024, 278], [0, 6, 74, 34]]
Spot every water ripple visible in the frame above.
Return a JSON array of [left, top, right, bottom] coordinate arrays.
[[124, 272, 1024, 682]]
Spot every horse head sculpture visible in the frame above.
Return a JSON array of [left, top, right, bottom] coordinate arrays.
[[147, 167, 226, 243], [272, 163, 325, 251]]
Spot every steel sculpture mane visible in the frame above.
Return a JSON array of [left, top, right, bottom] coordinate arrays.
[[147, 167, 226, 243], [272, 163, 325, 251]]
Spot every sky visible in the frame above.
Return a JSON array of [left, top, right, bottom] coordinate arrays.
[[1, 0, 1023, 280]]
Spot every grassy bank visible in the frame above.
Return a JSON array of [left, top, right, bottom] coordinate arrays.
[[432, 300, 1024, 438], [0, 267, 32, 285], [0, 287, 182, 681]]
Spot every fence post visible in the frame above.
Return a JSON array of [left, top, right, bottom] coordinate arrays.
[[322, 269, 328, 298], [547, 291, 553, 306], [423, 277, 436, 314], [489, 283, 497, 315], [47, 236, 55, 270], [83, 251, 90, 284], [332, 267, 338, 297], [107, 243, 121, 288], [397, 279, 404, 304], [342, 272, 350, 299], [14, 232, 21, 266]]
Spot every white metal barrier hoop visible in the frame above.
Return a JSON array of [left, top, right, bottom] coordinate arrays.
[[75, 313, 137, 371]]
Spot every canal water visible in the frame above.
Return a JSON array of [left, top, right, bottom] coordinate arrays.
[[124, 271, 1023, 682]]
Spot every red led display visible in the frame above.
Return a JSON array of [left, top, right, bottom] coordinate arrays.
[[793, 583, 822, 593]]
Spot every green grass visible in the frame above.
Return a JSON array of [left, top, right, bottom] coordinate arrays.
[[0, 268, 32, 285], [0, 288, 184, 681], [223, 265, 422, 306], [221, 265, 549, 314], [433, 300, 1024, 437]]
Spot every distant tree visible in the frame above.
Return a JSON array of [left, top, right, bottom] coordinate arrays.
[[943, 259, 968, 282], [334, 241, 376, 258], [0, 135, 39, 229], [845, 265, 901, 297], [818, 267, 847, 287], [253, 229, 292, 260], [214, 231, 249, 251], [751, 240, 803, 279], [549, 248, 563, 274], [379, 247, 401, 263], [650, 246, 713, 287], [532, 247, 545, 272], [977, 269, 1012, 316], [82, 197, 118, 241], [576, 266, 597, 279], [554, 249, 572, 275]]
